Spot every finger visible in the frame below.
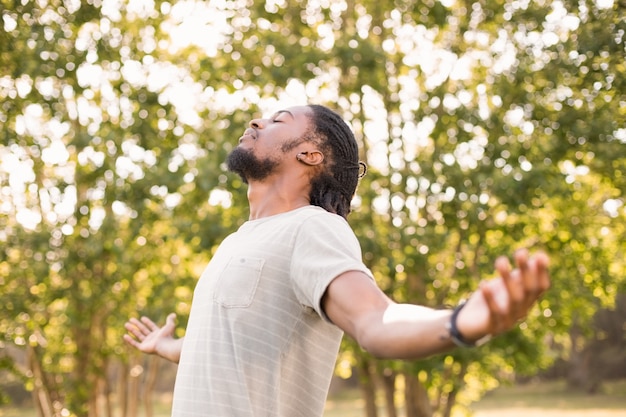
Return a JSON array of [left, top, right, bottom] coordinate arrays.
[[164, 313, 177, 329], [495, 256, 523, 306], [128, 317, 151, 335], [514, 249, 538, 295], [124, 321, 144, 340], [140, 316, 159, 331], [514, 248, 530, 286], [480, 282, 505, 334], [123, 334, 140, 348], [507, 269, 525, 317], [495, 255, 511, 281], [533, 251, 551, 293]]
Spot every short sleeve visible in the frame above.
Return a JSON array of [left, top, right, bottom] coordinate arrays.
[[290, 211, 374, 321]]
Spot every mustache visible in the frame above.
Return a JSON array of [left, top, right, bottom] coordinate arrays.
[[243, 128, 257, 139]]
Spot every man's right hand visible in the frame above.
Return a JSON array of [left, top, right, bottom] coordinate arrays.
[[123, 313, 183, 364]]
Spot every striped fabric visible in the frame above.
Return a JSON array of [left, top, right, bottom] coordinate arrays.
[[172, 206, 373, 417]]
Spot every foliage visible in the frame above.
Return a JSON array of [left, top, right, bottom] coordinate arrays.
[[0, 0, 624, 416]]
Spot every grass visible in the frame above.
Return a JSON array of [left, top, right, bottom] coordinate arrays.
[[323, 379, 626, 417], [1, 380, 625, 417], [466, 379, 626, 417], [324, 388, 370, 417]]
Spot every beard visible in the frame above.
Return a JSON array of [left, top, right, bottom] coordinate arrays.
[[226, 147, 280, 184]]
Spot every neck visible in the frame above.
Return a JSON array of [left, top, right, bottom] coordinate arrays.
[[246, 175, 311, 220]]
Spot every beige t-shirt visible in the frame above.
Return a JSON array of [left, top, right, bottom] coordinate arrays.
[[172, 206, 373, 417]]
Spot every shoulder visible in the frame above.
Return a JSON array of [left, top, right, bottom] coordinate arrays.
[[295, 206, 353, 232], [296, 205, 350, 223], [291, 207, 361, 254]]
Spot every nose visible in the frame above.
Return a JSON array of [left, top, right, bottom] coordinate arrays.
[[249, 118, 265, 129]]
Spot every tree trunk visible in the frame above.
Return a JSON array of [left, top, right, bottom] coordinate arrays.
[[143, 356, 161, 417], [404, 372, 432, 417], [441, 388, 458, 417], [27, 344, 54, 417], [380, 368, 397, 417], [92, 372, 112, 417], [440, 362, 466, 417], [357, 356, 378, 417], [88, 382, 99, 417], [72, 308, 96, 417], [118, 360, 130, 417], [102, 368, 113, 417], [126, 356, 140, 417], [567, 321, 591, 390]]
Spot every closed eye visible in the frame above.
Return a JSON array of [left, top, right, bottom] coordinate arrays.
[[270, 110, 294, 123]]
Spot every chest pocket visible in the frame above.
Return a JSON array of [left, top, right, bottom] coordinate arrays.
[[214, 256, 264, 308]]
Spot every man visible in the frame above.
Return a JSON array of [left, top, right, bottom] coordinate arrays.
[[124, 104, 550, 416]]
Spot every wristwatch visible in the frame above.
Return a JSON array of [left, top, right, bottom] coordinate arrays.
[[447, 301, 492, 347]]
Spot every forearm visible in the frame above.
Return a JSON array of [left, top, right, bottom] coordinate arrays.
[[355, 304, 456, 359], [324, 272, 462, 359]]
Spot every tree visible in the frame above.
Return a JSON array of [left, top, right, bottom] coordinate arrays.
[[1, 0, 624, 416], [0, 0, 227, 414]]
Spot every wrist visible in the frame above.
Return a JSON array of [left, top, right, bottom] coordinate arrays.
[[159, 337, 183, 364], [447, 301, 491, 348]]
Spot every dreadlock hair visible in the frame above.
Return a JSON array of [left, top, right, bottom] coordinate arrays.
[[306, 104, 361, 219]]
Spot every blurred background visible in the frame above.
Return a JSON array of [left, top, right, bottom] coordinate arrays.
[[0, 0, 625, 416]]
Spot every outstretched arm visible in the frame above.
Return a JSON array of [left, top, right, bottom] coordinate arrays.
[[322, 249, 550, 359], [123, 313, 184, 364]]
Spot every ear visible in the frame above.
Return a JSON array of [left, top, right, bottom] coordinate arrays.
[[296, 150, 325, 166]]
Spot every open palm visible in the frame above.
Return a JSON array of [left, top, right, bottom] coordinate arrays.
[[123, 313, 177, 355]]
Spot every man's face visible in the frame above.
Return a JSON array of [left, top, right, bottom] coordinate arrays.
[[226, 105, 313, 183]]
